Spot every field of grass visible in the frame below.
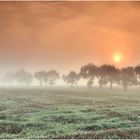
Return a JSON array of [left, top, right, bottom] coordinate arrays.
[[0, 86, 140, 139]]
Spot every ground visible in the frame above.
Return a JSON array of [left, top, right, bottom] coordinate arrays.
[[0, 86, 140, 139]]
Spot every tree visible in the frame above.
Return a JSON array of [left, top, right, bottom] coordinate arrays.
[[34, 71, 47, 86], [15, 69, 33, 85], [120, 66, 137, 90], [80, 63, 98, 88], [47, 70, 59, 86], [87, 79, 94, 88], [63, 71, 79, 87], [135, 65, 140, 86], [97, 66, 108, 89], [97, 64, 120, 90]]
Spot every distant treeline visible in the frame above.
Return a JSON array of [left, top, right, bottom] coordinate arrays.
[[2, 63, 140, 90]]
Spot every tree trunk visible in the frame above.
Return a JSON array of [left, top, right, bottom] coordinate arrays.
[[123, 82, 127, 91], [109, 78, 113, 90], [99, 79, 103, 89], [110, 82, 113, 90], [40, 81, 43, 86], [124, 84, 127, 91], [99, 83, 103, 89], [71, 83, 73, 88]]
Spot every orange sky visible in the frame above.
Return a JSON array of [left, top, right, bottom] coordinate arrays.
[[0, 1, 140, 73]]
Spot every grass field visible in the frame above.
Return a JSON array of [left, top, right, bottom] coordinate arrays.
[[0, 86, 140, 139]]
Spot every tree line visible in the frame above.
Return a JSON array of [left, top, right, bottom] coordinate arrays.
[[2, 64, 140, 90]]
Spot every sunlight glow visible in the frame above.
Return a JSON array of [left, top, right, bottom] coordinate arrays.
[[113, 53, 122, 63]]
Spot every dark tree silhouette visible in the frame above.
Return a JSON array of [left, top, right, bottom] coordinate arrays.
[[97, 64, 120, 89], [63, 71, 79, 87], [34, 71, 47, 86], [47, 70, 59, 86], [80, 63, 98, 88], [96, 66, 108, 89], [135, 65, 140, 86], [15, 69, 33, 85], [120, 67, 137, 90]]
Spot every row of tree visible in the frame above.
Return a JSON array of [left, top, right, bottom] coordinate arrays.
[[79, 64, 140, 90], [2, 64, 140, 90], [2, 69, 59, 86]]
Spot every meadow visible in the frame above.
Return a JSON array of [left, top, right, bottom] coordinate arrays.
[[0, 86, 140, 139]]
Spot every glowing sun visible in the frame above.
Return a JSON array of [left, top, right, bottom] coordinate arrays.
[[113, 53, 122, 63]]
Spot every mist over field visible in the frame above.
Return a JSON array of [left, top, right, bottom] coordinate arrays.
[[0, 1, 140, 139]]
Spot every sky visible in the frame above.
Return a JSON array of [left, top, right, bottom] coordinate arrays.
[[0, 1, 140, 74]]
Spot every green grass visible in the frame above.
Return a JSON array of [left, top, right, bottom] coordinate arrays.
[[0, 87, 140, 138]]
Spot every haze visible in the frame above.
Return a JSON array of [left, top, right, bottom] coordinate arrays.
[[0, 1, 140, 75]]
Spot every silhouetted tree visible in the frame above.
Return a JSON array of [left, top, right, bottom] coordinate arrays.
[[87, 79, 94, 88], [80, 63, 98, 88], [97, 64, 120, 89], [135, 65, 140, 86], [47, 70, 59, 86], [34, 71, 47, 86], [120, 66, 137, 90], [63, 71, 79, 87], [15, 69, 33, 85], [96, 66, 108, 89]]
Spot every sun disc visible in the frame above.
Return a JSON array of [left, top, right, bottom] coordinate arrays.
[[113, 53, 122, 63]]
